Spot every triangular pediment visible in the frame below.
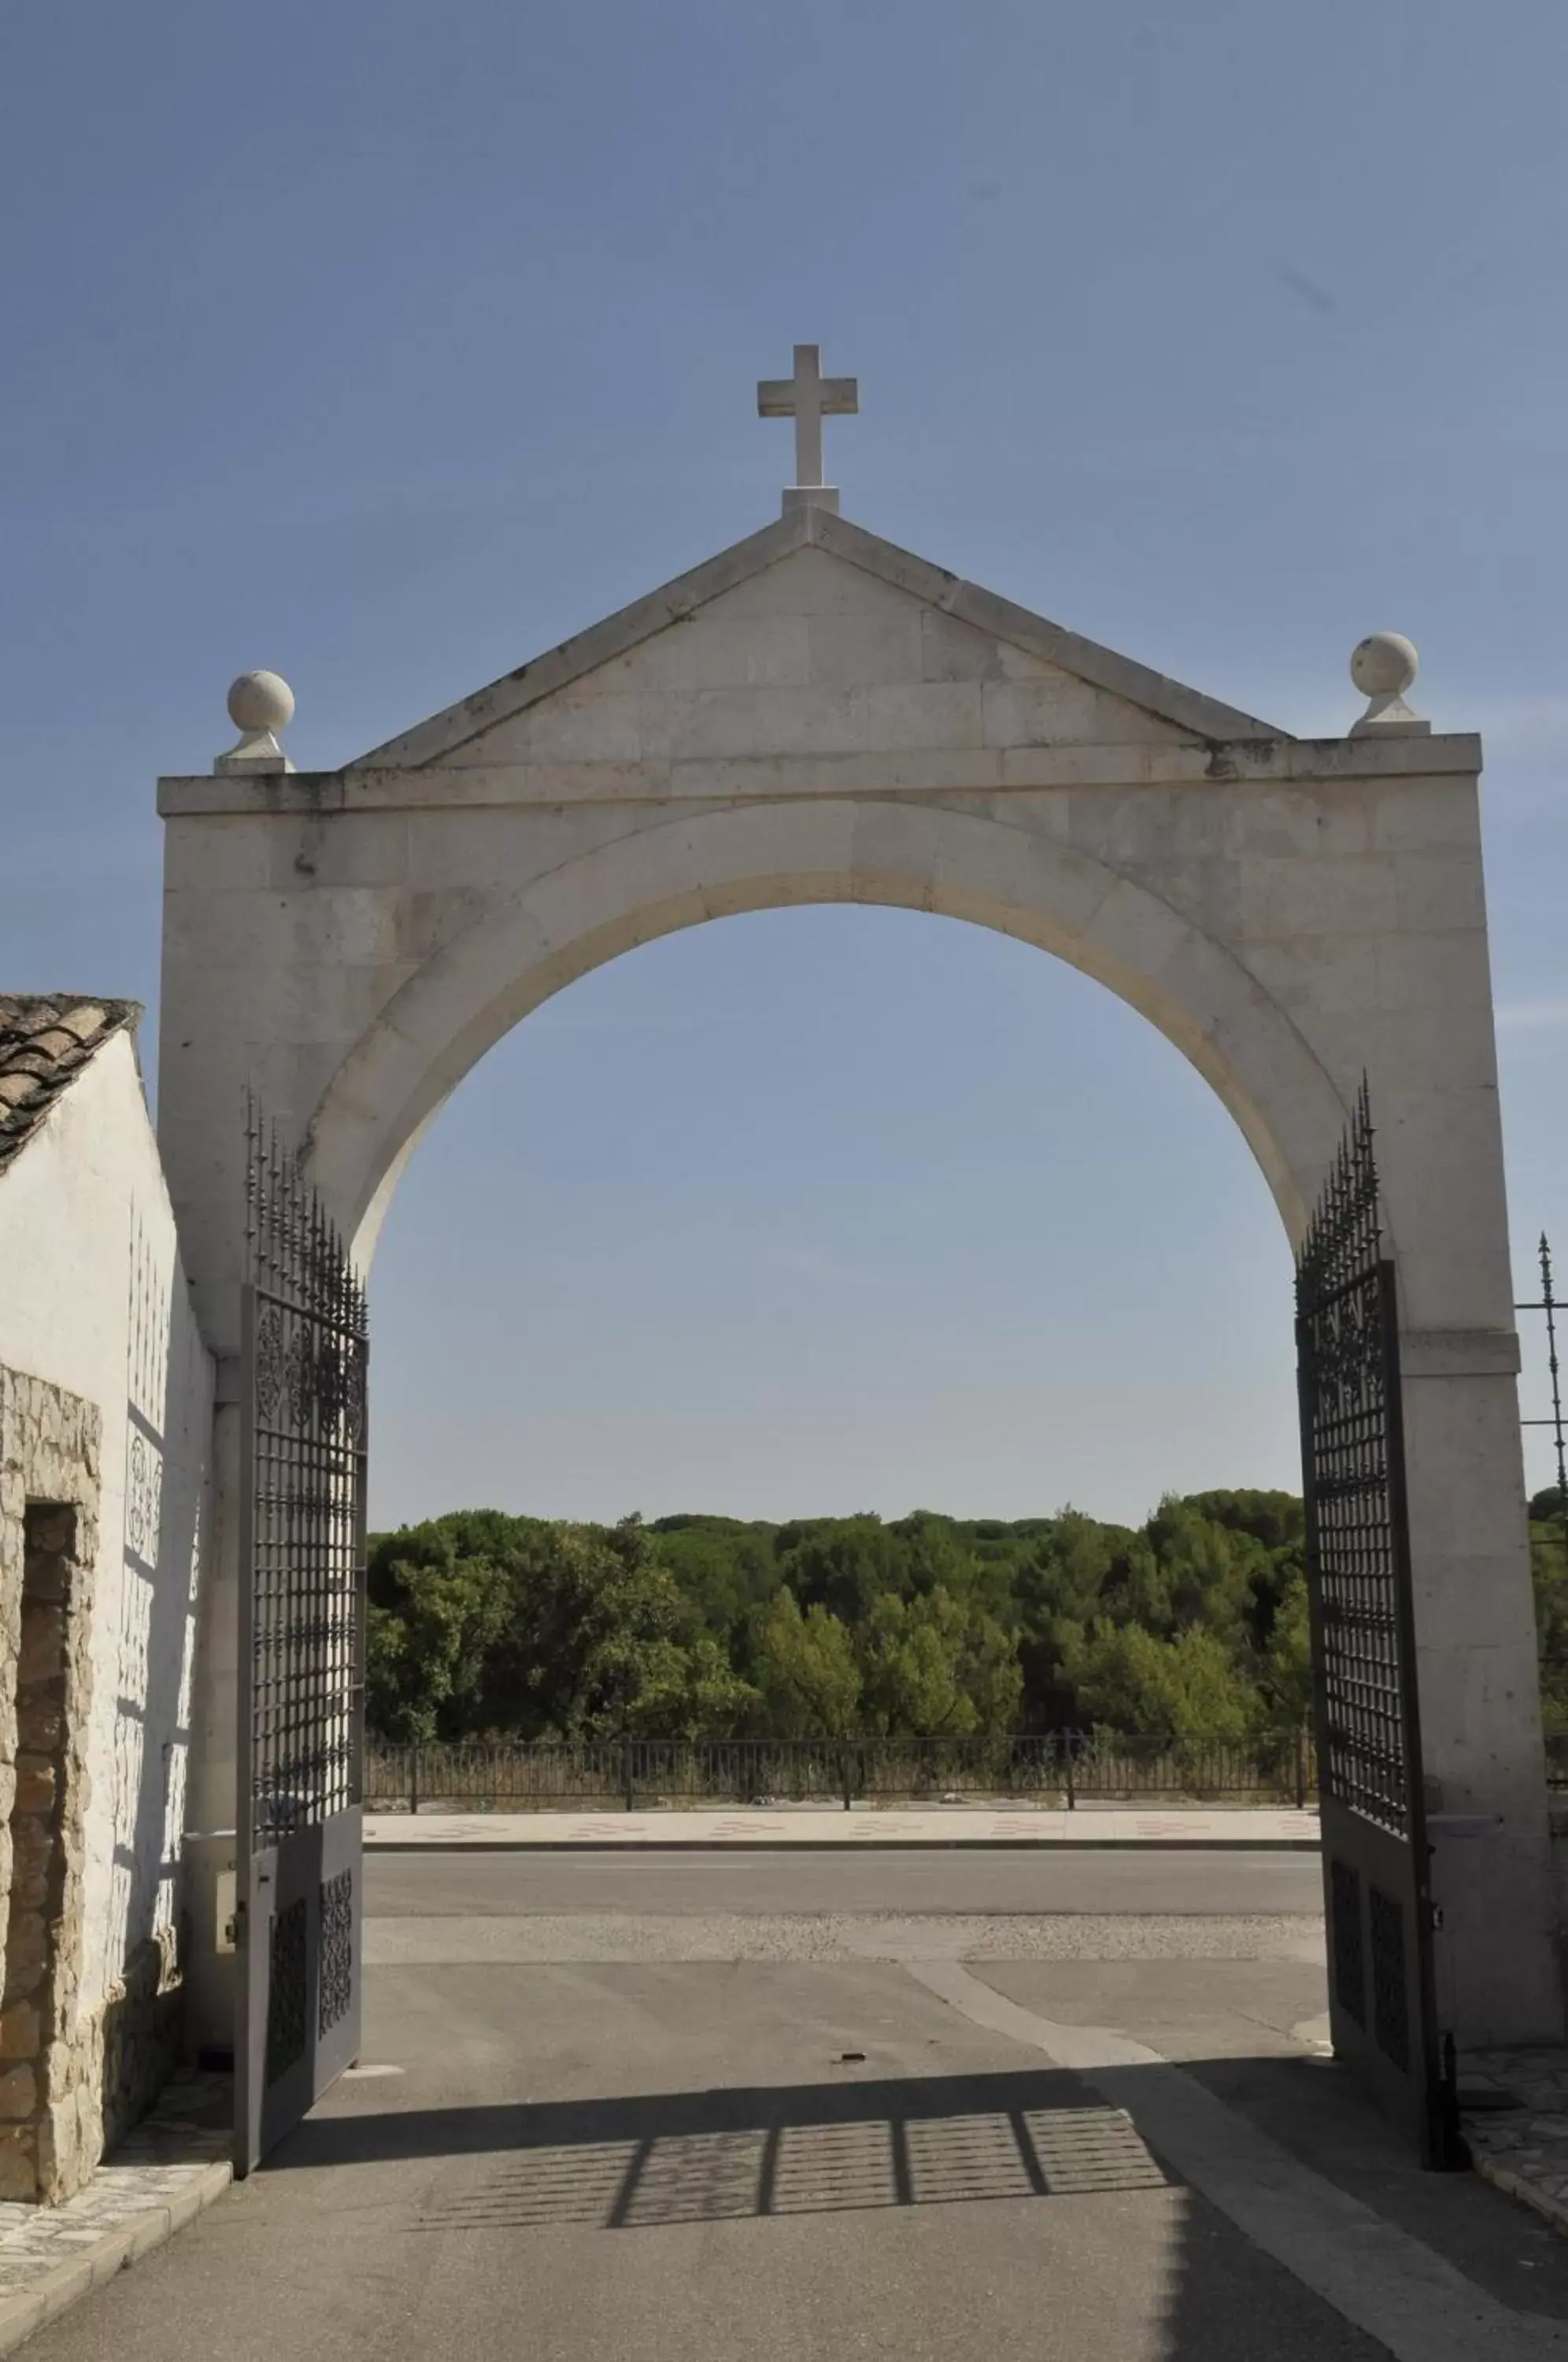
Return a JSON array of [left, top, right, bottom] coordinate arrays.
[[352, 505, 1286, 772]]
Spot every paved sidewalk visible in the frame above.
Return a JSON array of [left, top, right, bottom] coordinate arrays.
[[1463, 2050, 1568, 2240], [366, 1804, 1321, 1849], [0, 2074, 230, 2356]]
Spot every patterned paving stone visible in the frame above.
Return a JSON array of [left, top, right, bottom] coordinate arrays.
[[0, 2074, 228, 2296], [1461, 2047, 1568, 2238]]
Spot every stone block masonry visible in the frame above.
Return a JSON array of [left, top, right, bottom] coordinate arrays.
[[1, 1502, 81, 2198], [0, 1377, 98, 2201]]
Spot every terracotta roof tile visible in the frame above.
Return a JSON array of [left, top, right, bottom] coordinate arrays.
[[56, 1004, 109, 1043], [0, 995, 140, 1177]]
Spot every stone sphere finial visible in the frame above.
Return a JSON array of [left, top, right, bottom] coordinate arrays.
[[227, 670, 295, 735], [216, 670, 296, 775], [1348, 631, 1429, 737], [1351, 632, 1418, 699]]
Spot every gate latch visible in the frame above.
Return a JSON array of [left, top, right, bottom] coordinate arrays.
[[216, 1867, 238, 1954]]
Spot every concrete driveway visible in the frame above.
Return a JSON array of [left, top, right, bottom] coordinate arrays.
[[24, 1851, 1568, 2362]]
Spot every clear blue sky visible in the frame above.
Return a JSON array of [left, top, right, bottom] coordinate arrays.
[[4, 2, 1566, 1528]]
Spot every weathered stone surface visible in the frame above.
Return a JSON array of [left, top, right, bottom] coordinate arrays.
[[97, 1932, 183, 2156], [1, 1918, 46, 1983], [1, 1861, 41, 1912], [0, 2066, 37, 2121], [0, 2130, 37, 2201], [22, 1509, 72, 1560], [20, 1703, 62, 1753], [12, 1766, 55, 1819], [0, 1379, 111, 2201], [8, 1829, 51, 1881], [0, 2004, 40, 2061], [17, 1609, 65, 1690]]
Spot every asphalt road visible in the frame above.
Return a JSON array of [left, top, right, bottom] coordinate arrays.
[[29, 1851, 1568, 2362], [364, 1845, 1325, 1918]]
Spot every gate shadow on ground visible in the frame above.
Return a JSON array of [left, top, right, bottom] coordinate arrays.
[[258, 2059, 1568, 2353], [272, 2065, 1172, 2228]]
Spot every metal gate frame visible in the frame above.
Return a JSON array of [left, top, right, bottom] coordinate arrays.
[[1296, 1083, 1459, 2169], [237, 1105, 369, 2175]]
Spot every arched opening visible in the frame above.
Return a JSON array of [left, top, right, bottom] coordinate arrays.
[[367, 902, 1300, 1533], [333, 898, 1355, 2225], [359, 894, 1318, 1841]]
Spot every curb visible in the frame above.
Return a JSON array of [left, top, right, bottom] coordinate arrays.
[[1470, 2144, 1568, 2240], [0, 2158, 232, 2357], [365, 1834, 1322, 1854]]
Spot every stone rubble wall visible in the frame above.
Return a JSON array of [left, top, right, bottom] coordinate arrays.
[[41, 1929, 183, 2197], [0, 1375, 103, 2200]]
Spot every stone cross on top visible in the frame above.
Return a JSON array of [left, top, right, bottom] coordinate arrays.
[[756, 343, 858, 515]]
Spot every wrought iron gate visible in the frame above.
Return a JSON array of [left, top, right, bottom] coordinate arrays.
[[237, 1105, 368, 2174], [1296, 1084, 1457, 2168]]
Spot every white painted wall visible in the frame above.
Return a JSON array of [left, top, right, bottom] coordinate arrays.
[[0, 1030, 212, 2018]]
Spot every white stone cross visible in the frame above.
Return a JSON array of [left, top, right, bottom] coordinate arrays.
[[756, 344, 858, 512]]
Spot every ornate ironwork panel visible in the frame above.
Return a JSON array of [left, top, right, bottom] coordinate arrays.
[[1329, 1857, 1365, 2026], [264, 1898, 309, 2086], [318, 1869, 355, 2038], [1296, 1083, 1455, 2168], [1369, 1884, 1410, 2073], [238, 1102, 368, 2175]]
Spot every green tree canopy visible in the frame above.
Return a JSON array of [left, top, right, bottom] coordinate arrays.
[[1061, 1618, 1257, 1738], [368, 1511, 754, 1742], [364, 1484, 1526, 1747], [752, 1589, 862, 1737]]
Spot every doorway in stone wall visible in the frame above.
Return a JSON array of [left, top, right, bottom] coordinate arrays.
[[0, 1502, 87, 2203]]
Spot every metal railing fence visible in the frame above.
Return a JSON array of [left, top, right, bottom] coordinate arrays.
[[1519, 1234, 1568, 1768], [364, 1731, 1315, 1813]]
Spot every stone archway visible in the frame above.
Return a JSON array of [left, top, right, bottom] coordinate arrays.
[[156, 496, 1561, 2058], [303, 799, 1348, 1265]]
